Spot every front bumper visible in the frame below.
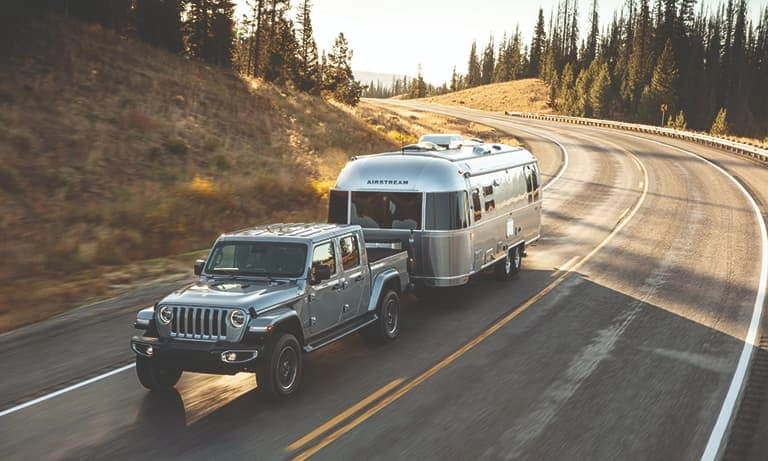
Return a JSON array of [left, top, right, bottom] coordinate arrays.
[[130, 335, 265, 375]]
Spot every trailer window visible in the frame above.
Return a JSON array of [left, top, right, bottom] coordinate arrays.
[[425, 191, 470, 230], [350, 192, 422, 229], [328, 190, 348, 224], [524, 165, 541, 202], [472, 189, 482, 222]]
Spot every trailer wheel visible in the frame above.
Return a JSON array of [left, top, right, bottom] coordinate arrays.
[[136, 356, 182, 391], [361, 289, 401, 345], [257, 332, 302, 401], [495, 245, 522, 281]]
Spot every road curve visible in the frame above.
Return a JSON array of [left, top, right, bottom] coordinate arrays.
[[0, 102, 765, 461]]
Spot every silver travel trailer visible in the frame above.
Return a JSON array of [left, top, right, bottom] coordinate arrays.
[[328, 137, 542, 289]]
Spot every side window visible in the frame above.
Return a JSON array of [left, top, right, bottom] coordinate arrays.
[[524, 166, 534, 194], [340, 234, 361, 270], [472, 189, 482, 222], [311, 241, 336, 275]]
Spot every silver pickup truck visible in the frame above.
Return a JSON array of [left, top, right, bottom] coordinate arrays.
[[130, 223, 409, 401]]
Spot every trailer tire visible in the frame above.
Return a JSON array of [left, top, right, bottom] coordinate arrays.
[[136, 356, 182, 391], [361, 289, 401, 345], [257, 332, 302, 401], [495, 245, 522, 281]]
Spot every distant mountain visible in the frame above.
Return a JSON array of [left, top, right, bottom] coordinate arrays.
[[354, 71, 414, 88]]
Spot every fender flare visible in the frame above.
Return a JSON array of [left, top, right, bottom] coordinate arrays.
[[367, 268, 401, 312]]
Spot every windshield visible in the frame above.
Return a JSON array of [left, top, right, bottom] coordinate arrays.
[[350, 191, 422, 230], [205, 241, 307, 278]]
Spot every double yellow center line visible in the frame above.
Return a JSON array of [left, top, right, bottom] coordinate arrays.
[[289, 148, 648, 461]]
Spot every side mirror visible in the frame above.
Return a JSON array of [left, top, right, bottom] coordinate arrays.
[[309, 264, 331, 285], [194, 259, 206, 276]]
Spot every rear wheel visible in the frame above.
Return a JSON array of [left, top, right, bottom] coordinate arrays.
[[361, 289, 401, 345], [494, 245, 522, 281], [257, 333, 302, 401], [136, 356, 182, 391]]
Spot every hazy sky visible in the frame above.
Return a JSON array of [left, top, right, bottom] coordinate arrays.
[[238, 1, 766, 85]]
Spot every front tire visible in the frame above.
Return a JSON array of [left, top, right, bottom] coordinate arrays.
[[136, 356, 182, 391], [361, 289, 401, 345], [494, 245, 522, 281], [257, 333, 302, 401]]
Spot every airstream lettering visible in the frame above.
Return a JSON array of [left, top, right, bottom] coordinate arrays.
[[328, 136, 542, 289]]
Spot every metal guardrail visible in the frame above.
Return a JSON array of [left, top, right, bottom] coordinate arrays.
[[506, 112, 768, 164]]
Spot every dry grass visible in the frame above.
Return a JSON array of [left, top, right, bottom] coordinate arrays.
[[0, 16, 537, 333], [421, 79, 553, 114], [0, 15, 398, 332], [352, 102, 522, 147]]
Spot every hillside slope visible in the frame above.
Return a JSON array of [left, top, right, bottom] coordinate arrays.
[[0, 15, 400, 330], [422, 79, 553, 113]]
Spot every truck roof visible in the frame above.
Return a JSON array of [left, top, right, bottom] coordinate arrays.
[[218, 223, 360, 243]]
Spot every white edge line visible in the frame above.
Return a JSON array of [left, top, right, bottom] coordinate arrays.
[[0, 363, 136, 418], [622, 133, 768, 461]]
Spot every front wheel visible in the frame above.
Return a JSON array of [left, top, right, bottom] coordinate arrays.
[[361, 289, 401, 346], [257, 333, 302, 401], [494, 245, 522, 281], [136, 356, 182, 391]]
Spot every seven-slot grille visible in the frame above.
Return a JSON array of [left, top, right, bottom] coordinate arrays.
[[170, 306, 230, 341]]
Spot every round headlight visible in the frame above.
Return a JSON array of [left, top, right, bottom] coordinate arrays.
[[230, 310, 246, 328], [158, 306, 173, 325]]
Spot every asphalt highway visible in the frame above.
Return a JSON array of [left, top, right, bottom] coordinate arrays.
[[0, 103, 765, 461]]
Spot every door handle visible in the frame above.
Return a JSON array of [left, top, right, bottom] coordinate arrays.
[[354, 276, 363, 282], [331, 284, 342, 291]]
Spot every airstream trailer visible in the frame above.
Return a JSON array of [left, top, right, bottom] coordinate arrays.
[[328, 138, 542, 289]]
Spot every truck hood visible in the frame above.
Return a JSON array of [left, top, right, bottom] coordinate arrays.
[[159, 279, 305, 312]]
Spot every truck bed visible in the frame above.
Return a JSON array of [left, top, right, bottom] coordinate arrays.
[[366, 247, 410, 294], [367, 247, 405, 263]]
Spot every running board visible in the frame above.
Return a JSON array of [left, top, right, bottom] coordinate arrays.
[[303, 314, 378, 352]]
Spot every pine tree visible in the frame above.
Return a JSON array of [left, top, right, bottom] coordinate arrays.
[[135, 0, 183, 53], [623, 0, 653, 114], [185, 0, 235, 68], [589, 61, 613, 118], [639, 40, 679, 123], [323, 32, 362, 105], [264, 15, 299, 84], [668, 110, 688, 130], [710, 107, 729, 135], [481, 35, 495, 85], [410, 65, 427, 99], [529, 8, 546, 77], [584, 0, 599, 66], [467, 41, 481, 87], [295, 0, 321, 93]]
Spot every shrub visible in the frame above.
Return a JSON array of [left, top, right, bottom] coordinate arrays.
[[710, 108, 729, 136], [667, 110, 687, 130], [0, 164, 22, 193], [210, 153, 230, 170], [164, 137, 189, 156]]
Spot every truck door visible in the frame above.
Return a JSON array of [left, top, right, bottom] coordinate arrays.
[[308, 240, 342, 334], [339, 233, 370, 321]]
